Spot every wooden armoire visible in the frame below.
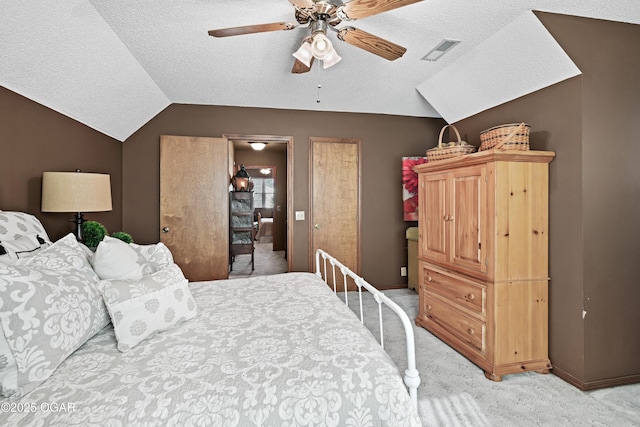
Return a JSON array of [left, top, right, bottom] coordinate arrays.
[[414, 150, 555, 381]]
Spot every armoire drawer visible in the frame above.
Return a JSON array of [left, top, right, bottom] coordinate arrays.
[[422, 294, 486, 354], [422, 265, 486, 317]]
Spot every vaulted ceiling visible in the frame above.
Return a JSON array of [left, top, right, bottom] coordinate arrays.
[[1, 1, 638, 142]]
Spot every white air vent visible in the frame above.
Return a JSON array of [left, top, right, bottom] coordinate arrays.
[[422, 39, 461, 61]]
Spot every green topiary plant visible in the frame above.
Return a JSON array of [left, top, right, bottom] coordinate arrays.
[[111, 231, 133, 244], [82, 221, 107, 249]]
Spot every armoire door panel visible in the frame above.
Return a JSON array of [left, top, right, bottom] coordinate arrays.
[[450, 165, 487, 274], [419, 173, 448, 264]]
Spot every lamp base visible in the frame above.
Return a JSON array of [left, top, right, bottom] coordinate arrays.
[[71, 212, 85, 242]]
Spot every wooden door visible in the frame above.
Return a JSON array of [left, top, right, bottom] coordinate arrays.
[[310, 137, 360, 290], [450, 165, 487, 274], [419, 171, 448, 265], [160, 135, 229, 281]]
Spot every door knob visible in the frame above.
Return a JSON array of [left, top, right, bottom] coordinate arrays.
[[314, 224, 320, 230], [162, 227, 170, 233]]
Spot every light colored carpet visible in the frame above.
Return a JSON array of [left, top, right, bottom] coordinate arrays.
[[340, 288, 640, 427], [229, 242, 287, 277]]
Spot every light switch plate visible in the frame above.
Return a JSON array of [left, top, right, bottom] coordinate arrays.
[[295, 211, 305, 221]]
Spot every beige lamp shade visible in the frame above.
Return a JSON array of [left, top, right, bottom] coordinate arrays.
[[41, 172, 112, 212]]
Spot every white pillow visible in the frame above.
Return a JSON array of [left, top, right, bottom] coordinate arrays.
[[0, 233, 50, 264], [97, 263, 197, 352], [91, 236, 145, 281]]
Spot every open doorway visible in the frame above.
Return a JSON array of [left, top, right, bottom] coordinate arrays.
[[224, 134, 292, 277], [245, 165, 276, 244]]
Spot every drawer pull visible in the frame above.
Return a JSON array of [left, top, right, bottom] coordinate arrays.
[[467, 328, 475, 336], [426, 304, 432, 311], [427, 275, 433, 282], [466, 293, 475, 301]]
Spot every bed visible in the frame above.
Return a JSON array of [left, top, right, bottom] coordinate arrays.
[[0, 211, 421, 426], [255, 212, 273, 241]]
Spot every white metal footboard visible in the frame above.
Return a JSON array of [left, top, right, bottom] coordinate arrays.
[[314, 249, 421, 411]]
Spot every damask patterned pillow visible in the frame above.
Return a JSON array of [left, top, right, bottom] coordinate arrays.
[[97, 263, 197, 352], [129, 241, 174, 275], [0, 332, 17, 397], [0, 234, 109, 398]]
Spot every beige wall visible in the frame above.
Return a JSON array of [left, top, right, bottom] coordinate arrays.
[[0, 86, 122, 240]]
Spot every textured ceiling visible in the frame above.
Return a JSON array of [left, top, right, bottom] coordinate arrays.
[[1, 0, 639, 141]]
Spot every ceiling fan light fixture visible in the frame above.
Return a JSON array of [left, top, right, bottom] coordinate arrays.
[[310, 33, 333, 59], [322, 48, 342, 69], [293, 40, 313, 67]]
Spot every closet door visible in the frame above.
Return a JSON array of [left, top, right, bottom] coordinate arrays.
[[310, 137, 361, 290], [160, 135, 229, 281]]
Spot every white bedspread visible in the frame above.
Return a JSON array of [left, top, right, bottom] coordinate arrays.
[[0, 272, 421, 426]]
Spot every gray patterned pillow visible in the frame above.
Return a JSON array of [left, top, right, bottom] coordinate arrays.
[[0, 234, 109, 398], [0, 332, 17, 397], [97, 263, 197, 352]]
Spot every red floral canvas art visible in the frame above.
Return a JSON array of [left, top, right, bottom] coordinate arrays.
[[402, 156, 428, 221]]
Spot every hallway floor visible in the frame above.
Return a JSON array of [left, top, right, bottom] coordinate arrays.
[[228, 241, 287, 278]]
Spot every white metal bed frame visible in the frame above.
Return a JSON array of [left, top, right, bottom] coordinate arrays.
[[315, 249, 421, 411]]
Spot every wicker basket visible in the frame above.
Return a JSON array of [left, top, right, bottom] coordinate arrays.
[[479, 122, 530, 151], [426, 125, 477, 162]]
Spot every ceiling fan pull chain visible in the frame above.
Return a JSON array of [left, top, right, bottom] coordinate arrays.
[[316, 63, 322, 103]]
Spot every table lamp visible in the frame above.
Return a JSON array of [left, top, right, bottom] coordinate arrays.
[[41, 170, 112, 241]]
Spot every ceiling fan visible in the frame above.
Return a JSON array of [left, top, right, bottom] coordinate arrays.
[[208, 0, 422, 74]]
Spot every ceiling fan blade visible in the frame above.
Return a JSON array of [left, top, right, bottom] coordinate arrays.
[[291, 57, 314, 74], [340, 0, 422, 20], [337, 27, 406, 61], [208, 22, 296, 38], [288, 0, 315, 8]]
